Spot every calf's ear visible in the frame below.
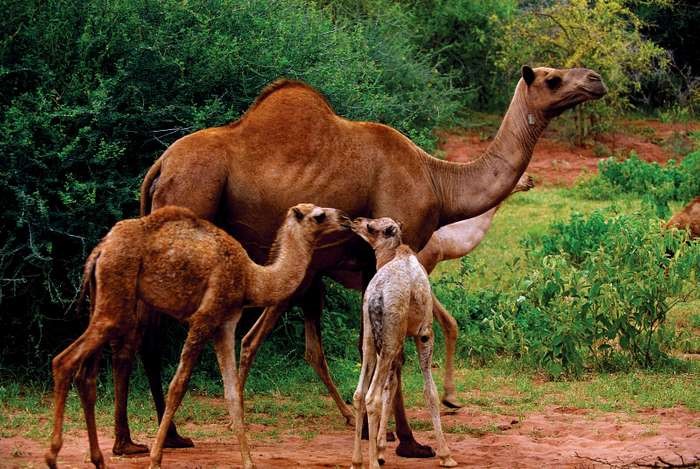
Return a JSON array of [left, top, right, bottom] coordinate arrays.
[[522, 65, 535, 86]]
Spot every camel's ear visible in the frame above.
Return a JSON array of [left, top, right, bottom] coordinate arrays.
[[522, 65, 535, 86], [384, 225, 397, 237], [292, 207, 304, 221]]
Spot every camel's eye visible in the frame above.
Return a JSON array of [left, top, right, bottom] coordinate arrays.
[[384, 225, 397, 237], [367, 224, 376, 235], [546, 75, 562, 90], [313, 212, 326, 224]]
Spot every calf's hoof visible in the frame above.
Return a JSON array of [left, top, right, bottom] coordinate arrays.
[[112, 439, 149, 455], [396, 439, 435, 458], [440, 456, 458, 467], [45, 452, 58, 469]]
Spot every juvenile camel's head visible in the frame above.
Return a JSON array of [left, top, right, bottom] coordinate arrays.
[[350, 217, 402, 251], [521, 66, 607, 118], [288, 203, 350, 242]]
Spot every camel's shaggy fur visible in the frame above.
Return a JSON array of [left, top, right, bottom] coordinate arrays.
[[350, 217, 458, 469], [45, 204, 349, 469]]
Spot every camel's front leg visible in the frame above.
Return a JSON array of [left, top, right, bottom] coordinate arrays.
[[415, 333, 457, 467], [301, 281, 355, 425], [432, 295, 463, 408], [214, 314, 254, 469]]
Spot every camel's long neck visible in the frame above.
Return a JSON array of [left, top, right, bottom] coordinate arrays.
[[427, 80, 548, 225], [246, 223, 313, 306], [374, 245, 399, 270]]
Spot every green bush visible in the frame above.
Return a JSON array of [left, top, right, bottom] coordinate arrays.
[[436, 210, 699, 377], [0, 0, 459, 374], [574, 151, 700, 216]]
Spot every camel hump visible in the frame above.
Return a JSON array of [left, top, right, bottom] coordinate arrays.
[[241, 78, 336, 119], [142, 206, 203, 229]]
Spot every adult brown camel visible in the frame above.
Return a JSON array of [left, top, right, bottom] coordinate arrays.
[[45, 204, 349, 469], [667, 197, 700, 239], [112, 65, 606, 457]]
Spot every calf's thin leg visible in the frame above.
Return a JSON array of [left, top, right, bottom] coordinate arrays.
[[239, 302, 288, 386], [415, 334, 457, 468], [351, 318, 376, 469], [75, 349, 106, 468], [214, 314, 254, 469]]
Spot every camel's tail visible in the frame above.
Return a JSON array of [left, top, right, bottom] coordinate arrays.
[[140, 156, 163, 216], [76, 246, 101, 318]]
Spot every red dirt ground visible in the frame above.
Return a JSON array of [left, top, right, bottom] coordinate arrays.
[[3, 405, 699, 468], [439, 120, 700, 186]]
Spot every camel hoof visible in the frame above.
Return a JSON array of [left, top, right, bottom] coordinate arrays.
[[396, 440, 435, 458], [163, 432, 194, 449], [441, 395, 464, 409], [112, 439, 149, 455], [45, 452, 58, 469], [378, 456, 385, 465], [440, 456, 458, 467]]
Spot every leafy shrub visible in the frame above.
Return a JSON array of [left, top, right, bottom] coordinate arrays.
[[574, 151, 700, 216], [0, 0, 459, 374], [497, 0, 668, 143], [437, 210, 699, 377]]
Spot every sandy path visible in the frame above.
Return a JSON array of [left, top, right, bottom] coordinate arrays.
[[3, 406, 699, 468]]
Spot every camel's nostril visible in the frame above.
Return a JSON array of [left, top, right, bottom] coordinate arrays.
[[588, 72, 602, 82]]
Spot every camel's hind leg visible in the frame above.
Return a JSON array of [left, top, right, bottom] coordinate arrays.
[[214, 313, 254, 469], [377, 364, 399, 465], [351, 312, 376, 469], [415, 333, 457, 467], [45, 322, 114, 469], [301, 280, 355, 425], [111, 326, 149, 455], [75, 347, 106, 468], [432, 295, 463, 408], [365, 352, 396, 469]]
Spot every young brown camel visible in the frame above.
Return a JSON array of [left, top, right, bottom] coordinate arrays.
[[114, 66, 606, 457], [44, 204, 349, 469], [350, 217, 457, 469], [667, 196, 700, 239]]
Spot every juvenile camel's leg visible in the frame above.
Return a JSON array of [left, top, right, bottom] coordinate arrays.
[[149, 319, 213, 469], [75, 348, 106, 469], [139, 306, 194, 449], [377, 365, 399, 466], [112, 328, 149, 455], [351, 312, 376, 469], [239, 302, 289, 387], [393, 351, 435, 458], [415, 334, 457, 468], [214, 315, 254, 469], [366, 352, 396, 469], [432, 295, 463, 408], [301, 280, 355, 425], [45, 323, 113, 469]]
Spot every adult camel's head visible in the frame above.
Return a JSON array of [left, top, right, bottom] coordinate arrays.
[[520, 66, 607, 118]]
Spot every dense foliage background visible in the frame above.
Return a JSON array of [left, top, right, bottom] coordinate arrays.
[[1, 0, 698, 380]]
